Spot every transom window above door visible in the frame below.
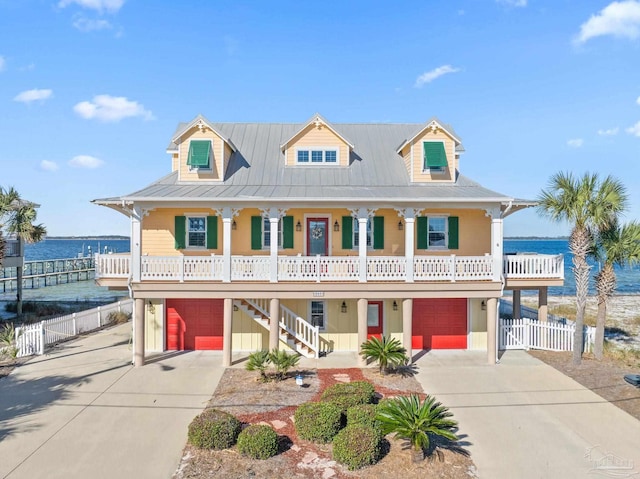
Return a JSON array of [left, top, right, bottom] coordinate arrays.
[[296, 149, 338, 164]]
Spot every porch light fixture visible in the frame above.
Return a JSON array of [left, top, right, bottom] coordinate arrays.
[[296, 220, 302, 232], [398, 221, 403, 231], [233, 304, 239, 311], [333, 220, 340, 232], [232, 220, 237, 230], [341, 301, 347, 313], [481, 301, 486, 311], [392, 301, 398, 311], [148, 300, 155, 314]]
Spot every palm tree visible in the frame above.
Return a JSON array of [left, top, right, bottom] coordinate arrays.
[[591, 220, 640, 360], [0, 186, 46, 316], [538, 172, 626, 365], [359, 336, 408, 375]]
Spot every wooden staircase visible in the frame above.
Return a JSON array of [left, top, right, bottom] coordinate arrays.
[[234, 299, 319, 358]]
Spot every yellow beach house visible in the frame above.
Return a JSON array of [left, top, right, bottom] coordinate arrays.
[[93, 114, 563, 367]]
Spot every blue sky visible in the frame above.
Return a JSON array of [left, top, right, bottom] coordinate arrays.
[[1, 0, 640, 237]]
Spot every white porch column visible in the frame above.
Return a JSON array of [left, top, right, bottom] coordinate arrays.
[[538, 287, 548, 323], [222, 298, 233, 367], [513, 290, 521, 319], [131, 206, 142, 283], [269, 298, 280, 350], [270, 216, 279, 283], [486, 208, 503, 282], [134, 298, 145, 367], [402, 298, 413, 362], [357, 298, 368, 366], [358, 217, 368, 283], [222, 213, 232, 283], [486, 297, 498, 365]]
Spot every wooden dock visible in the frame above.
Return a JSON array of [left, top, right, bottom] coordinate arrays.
[[1, 257, 95, 292]]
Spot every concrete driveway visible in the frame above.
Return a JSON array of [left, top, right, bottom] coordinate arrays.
[[0, 323, 224, 479], [414, 350, 640, 479]]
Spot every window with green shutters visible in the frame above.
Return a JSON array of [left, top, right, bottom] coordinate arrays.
[[187, 140, 211, 169], [349, 217, 384, 250], [416, 216, 459, 250], [174, 215, 218, 249], [251, 216, 294, 250], [423, 141, 448, 171]]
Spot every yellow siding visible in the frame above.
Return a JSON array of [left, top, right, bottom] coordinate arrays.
[[284, 124, 349, 167], [223, 143, 233, 179], [171, 154, 178, 172], [405, 128, 457, 183], [421, 208, 491, 256], [145, 300, 164, 352], [469, 298, 487, 350], [232, 310, 268, 351], [177, 126, 225, 181], [142, 208, 221, 256]]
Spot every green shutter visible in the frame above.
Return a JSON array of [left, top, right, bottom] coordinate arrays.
[[423, 142, 448, 169], [251, 216, 262, 250], [342, 216, 353, 249], [373, 216, 384, 250], [282, 216, 294, 249], [206, 216, 218, 249], [417, 216, 428, 250], [448, 216, 459, 249], [187, 140, 211, 167], [174, 216, 186, 250]]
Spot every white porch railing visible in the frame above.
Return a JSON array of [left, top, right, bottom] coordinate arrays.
[[499, 317, 594, 352], [96, 253, 563, 283], [280, 305, 319, 354], [503, 253, 564, 279]]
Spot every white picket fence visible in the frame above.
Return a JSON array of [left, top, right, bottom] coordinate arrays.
[[14, 299, 133, 357], [499, 317, 595, 352]]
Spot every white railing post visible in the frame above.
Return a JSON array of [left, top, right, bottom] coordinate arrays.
[[97, 306, 102, 328], [179, 256, 185, 282], [358, 216, 368, 283], [450, 254, 456, 281], [72, 312, 77, 335], [405, 216, 415, 283], [39, 322, 45, 355]]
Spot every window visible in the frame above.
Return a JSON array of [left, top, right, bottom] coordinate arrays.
[[310, 301, 326, 330], [423, 141, 448, 172], [187, 140, 212, 169], [428, 217, 447, 248], [263, 217, 283, 248], [353, 218, 373, 248], [296, 148, 338, 164], [187, 217, 206, 247]]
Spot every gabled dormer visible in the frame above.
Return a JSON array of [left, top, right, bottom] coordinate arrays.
[[281, 113, 354, 167], [396, 118, 463, 182], [167, 115, 236, 181]]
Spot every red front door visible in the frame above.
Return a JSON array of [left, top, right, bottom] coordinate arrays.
[[367, 301, 383, 339], [166, 299, 224, 350]]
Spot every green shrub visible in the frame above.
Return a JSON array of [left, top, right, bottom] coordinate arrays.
[[246, 350, 271, 381], [269, 349, 300, 381], [359, 336, 408, 375], [294, 402, 342, 443], [187, 408, 241, 450], [346, 404, 382, 435], [332, 424, 381, 470], [107, 310, 131, 324], [321, 381, 376, 412], [237, 424, 279, 459], [0, 323, 19, 359]]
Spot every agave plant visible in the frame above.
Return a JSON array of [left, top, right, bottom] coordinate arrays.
[[245, 350, 271, 381], [359, 336, 408, 375], [0, 323, 19, 359], [377, 394, 458, 463], [269, 349, 300, 381]]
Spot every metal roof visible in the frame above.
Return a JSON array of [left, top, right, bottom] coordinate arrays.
[[100, 120, 517, 206]]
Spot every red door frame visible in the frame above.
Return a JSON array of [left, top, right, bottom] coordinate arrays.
[[306, 217, 329, 256], [367, 301, 384, 339]]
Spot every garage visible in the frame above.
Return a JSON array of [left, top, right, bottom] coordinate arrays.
[[412, 298, 468, 350], [166, 299, 224, 350]]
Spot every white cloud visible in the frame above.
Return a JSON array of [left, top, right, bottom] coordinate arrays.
[[626, 121, 640, 136], [597, 127, 619, 136], [73, 94, 154, 122], [13, 89, 53, 104], [58, 0, 124, 13], [575, 1, 640, 44], [567, 138, 584, 148], [496, 0, 527, 7], [637, 95, 640, 105], [415, 65, 461, 88], [68, 155, 104, 168], [0, 56, 5, 72], [40, 160, 59, 172], [73, 16, 112, 32]]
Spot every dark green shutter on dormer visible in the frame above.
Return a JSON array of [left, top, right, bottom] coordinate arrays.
[[251, 216, 262, 250], [373, 216, 384, 250], [282, 216, 294, 249], [423, 142, 448, 169], [447, 216, 459, 249], [174, 216, 186, 250], [416, 216, 428, 250], [206, 216, 218, 249], [187, 140, 211, 167], [342, 216, 353, 249]]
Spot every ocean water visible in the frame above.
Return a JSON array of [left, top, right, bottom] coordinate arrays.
[[23, 238, 130, 261]]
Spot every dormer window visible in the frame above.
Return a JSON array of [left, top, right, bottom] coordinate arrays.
[[296, 148, 338, 164], [423, 141, 448, 172], [187, 140, 211, 170]]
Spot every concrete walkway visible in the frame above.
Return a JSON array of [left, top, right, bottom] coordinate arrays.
[[413, 350, 640, 479], [0, 324, 224, 479]]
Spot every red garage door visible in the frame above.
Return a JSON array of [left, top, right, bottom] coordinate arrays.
[[166, 299, 224, 350], [412, 299, 467, 350]]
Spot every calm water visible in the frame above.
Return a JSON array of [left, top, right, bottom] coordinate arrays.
[[23, 238, 130, 261]]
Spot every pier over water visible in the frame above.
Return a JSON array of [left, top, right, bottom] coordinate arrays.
[[1, 257, 95, 292]]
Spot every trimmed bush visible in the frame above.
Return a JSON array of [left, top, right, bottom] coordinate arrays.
[[188, 408, 241, 450], [294, 402, 342, 443], [320, 381, 376, 412], [237, 424, 279, 459], [346, 404, 381, 435], [333, 424, 382, 470]]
